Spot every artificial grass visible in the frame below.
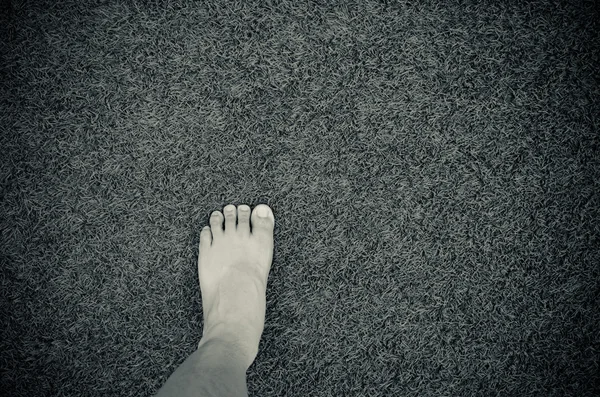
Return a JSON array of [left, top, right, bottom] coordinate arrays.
[[1, 0, 599, 396]]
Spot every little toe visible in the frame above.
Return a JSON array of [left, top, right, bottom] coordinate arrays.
[[199, 225, 212, 251]]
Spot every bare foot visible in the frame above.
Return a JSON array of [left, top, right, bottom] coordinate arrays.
[[197, 204, 275, 369]]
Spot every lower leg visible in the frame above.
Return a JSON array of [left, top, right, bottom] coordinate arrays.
[[155, 335, 249, 397]]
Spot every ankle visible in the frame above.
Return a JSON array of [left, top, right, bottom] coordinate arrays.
[[199, 323, 258, 370]]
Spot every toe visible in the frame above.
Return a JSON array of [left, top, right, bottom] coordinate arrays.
[[237, 204, 251, 237], [223, 204, 237, 232], [199, 225, 212, 251], [209, 210, 224, 237], [251, 204, 275, 240]]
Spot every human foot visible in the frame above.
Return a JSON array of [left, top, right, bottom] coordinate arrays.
[[197, 204, 275, 370]]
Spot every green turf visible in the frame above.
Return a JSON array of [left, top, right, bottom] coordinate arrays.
[[1, 0, 599, 396]]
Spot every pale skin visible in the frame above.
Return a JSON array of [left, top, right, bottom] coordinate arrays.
[[155, 204, 275, 397]]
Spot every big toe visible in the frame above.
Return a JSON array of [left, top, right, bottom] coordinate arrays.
[[251, 204, 275, 237]]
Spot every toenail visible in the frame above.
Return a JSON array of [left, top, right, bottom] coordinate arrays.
[[257, 206, 268, 218]]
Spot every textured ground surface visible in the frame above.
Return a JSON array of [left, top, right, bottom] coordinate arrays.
[[1, 0, 599, 396]]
